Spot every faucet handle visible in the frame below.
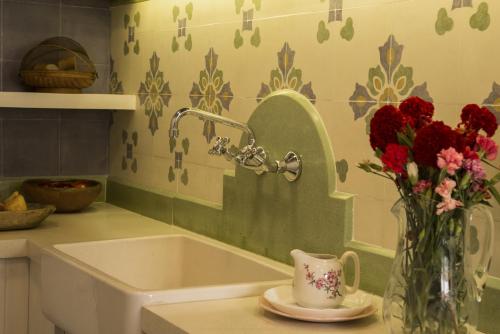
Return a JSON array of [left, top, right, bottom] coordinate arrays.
[[208, 136, 230, 156]]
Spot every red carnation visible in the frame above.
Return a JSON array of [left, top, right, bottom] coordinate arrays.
[[381, 144, 409, 174], [460, 104, 498, 137], [399, 96, 434, 129], [369, 105, 405, 152], [413, 121, 465, 168]]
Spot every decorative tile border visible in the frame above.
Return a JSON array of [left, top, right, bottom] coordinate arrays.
[[435, 1, 491, 35], [168, 137, 190, 185], [172, 3, 194, 52], [316, 0, 355, 43], [121, 130, 138, 173], [123, 11, 140, 55], [234, 0, 262, 49]]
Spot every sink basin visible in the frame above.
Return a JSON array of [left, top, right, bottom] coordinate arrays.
[[41, 234, 291, 334]]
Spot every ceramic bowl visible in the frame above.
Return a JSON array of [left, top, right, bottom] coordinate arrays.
[[21, 179, 102, 213], [0, 203, 55, 230]]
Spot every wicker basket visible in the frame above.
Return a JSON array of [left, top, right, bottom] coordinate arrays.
[[19, 37, 98, 93]]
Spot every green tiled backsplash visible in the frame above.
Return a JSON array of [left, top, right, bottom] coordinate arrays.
[[108, 0, 500, 332]]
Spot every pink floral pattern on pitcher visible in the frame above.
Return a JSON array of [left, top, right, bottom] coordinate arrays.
[[304, 264, 342, 298]]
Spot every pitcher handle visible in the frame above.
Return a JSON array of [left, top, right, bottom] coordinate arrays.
[[340, 251, 360, 294], [471, 206, 495, 297]]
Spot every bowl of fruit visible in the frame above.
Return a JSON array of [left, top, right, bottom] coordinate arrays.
[[21, 179, 102, 213], [0, 192, 55, 230]]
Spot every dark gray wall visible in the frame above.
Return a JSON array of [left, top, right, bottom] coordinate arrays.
[[0, 0, 111, 177]]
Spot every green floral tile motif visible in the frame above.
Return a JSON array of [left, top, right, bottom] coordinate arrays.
[[234, 0, 261, 49], [435, 8, 454, 35], [172, 3, 194, 52], [483, 82, 500, 122], [168, 137, 190, 185], [335, 159, 348, 183], [138, 52, 173, 136], [349, 35, 433, 133], [109, 58, 124, 94], [317, 0, 355, 43], [257, 42, 316, 104], [470, 2, 490, 31], [189, 48, 234, 143], [122, 130, 138, 173], [124, 12, 140, 55], [435, 1, 490, 35]]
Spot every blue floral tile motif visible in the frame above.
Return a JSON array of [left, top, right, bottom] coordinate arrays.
[[121, 130, 138, 173], [483, 82, 500, 122], [349, 35, 433, 134], [257, 42, 316, 104], [189, 48, 234, 143], [138, 52, 173, 136]]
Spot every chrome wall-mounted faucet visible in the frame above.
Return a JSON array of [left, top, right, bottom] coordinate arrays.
[[169, 108, 302, 182]]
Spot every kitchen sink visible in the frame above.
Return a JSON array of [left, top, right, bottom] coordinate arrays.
[[41, 234, 291, 334]]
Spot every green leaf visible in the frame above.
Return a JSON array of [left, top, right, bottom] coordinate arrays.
[[459, 172, 471, 189], [172, 6, 180, 21], [397, 132, 413, 147], [357, 163, 371, 173], [489, 172, 500, 185], [185, 2, 194, 20], [489, 185, 500, 205], [369, 163, 383, 171]]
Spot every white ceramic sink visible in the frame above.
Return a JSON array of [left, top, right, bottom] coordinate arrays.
[[41, 234, 291, 334]]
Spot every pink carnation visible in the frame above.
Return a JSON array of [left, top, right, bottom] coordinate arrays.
[[436, 198, 463, 215], [476, 135, 498, 160], [413, 180, 431, 194], [435, 178, 457, 199], [463, 159, 486, 180], [437, 147, 464, 175]]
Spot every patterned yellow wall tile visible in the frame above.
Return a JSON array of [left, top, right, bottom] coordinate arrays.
[[352, 195, 398, 249], [177, 162, 225, 204], [387, 0, 462, 105], [109, 0, 500, 267], [456, 1, 500, 105]]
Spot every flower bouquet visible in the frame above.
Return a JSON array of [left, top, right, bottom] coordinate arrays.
[[359, 97, 499, 333]]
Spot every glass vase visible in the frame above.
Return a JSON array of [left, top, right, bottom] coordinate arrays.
[[383, 196, 494, 334]]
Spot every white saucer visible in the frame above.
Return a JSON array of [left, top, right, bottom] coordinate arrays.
[[259, 296, 377, 323], [263, 285, 374, 320]]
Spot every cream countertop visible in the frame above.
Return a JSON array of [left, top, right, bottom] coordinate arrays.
[[0, 202, 427, 334], [0, 202, 181, 262], [142, 296, 385, 334]]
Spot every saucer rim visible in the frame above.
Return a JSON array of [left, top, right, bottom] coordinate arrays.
[[258, 296, 378, 323], [263, 285, 373, 318]]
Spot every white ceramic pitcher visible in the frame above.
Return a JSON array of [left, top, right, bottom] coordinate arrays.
[[290, 249, 360, 309]]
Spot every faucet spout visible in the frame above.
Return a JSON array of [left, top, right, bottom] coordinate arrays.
[[169, 108, 255, 144], [168, 107, 302, 182]]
